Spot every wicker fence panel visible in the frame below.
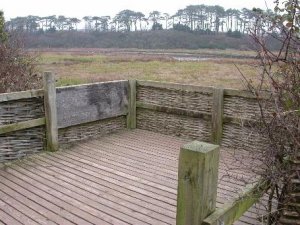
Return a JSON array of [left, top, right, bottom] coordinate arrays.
[[58, 116, 127, 145], [0, 126, 45, 162], [222, 122, 267, 152], [223, 95, 271, 152], [280, 158, 300, 224], [0, 97, 44, 125], [137, 109, 211, 141], [137, 86, 213, 114], [224, 96, 261, 120]]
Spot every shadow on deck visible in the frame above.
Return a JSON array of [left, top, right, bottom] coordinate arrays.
[[0, 129, 264, 225]]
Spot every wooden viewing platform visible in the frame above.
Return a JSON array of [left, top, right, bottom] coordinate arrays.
[[0, 129, 263, 225]]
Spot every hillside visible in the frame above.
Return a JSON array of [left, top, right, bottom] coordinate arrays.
[[25, 30, 257, 50]]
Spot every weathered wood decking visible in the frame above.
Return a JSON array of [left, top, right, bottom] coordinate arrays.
[[0, 129, 263, 225]]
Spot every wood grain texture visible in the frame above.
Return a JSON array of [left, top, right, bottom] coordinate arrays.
[[177, 141, 220, 225], [126, 80, 136, 129], [56, 80, 128, 128], [137, 80, 214, 94], [43, 72, 58, 152], [211, 88, 224, 144], [0, 90, 43, 103], [203, 180, 268, 225], [0, 118, 45, 135], [0, 129, 265, 225]]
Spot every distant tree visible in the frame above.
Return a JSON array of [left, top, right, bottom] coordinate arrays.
[[99, 16, 110, 31], [162, 13, 171, 29], [152, 22, 163, 30], [56, 15, 67, 30], [92, 16, 101, 31], [149, 11, 161, 27], [70, 17, 81, 30], [195, 4, 207, 30], [214, 5, 225, 33], [173, 23, 191, 32], [0, 11, 8, 42], [133, 12, 144, 31], [47, 15, 57, 31], [184, 5, 198, 30], [114, 10, 135, 31], [83, 16, 93, 32], [4, 4, 275, 35], [226, 8, 235, 31]]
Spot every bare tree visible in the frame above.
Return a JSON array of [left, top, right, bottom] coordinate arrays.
[[239, 0, 300, 223], [0, 11, 41, 93]]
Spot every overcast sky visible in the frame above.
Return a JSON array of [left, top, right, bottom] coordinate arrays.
[[1, 0, 275, 19]]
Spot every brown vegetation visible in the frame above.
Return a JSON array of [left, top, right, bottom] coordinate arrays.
[[0, 36, 41, 93], [36, 49, 261, 90]]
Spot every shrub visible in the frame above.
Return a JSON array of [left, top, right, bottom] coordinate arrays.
[[0, 11, 41, 93], [173, 23, 191, 32], [227, 29, 242, 38]]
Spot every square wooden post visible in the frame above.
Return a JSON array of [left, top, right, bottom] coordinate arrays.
[[211, 88, 224, 145], [176, 141, 220, 225], [127, 80, 137, 129], [43, 72, 58, 151]]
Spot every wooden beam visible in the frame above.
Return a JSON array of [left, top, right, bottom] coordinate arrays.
[[136, 102, 211, 120], [0, 118, 45, 135], [202, 180, 268, 225], [43, 72, 58, 152], [127, 80, 137, 129], [211, 88, 224, 145], [137, 80, 214, 94], [0, 89, 43, 102], [224, 88, 270, 99], [177, 141, 220, 225]]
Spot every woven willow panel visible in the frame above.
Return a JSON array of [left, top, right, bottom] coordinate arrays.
[[137, 86, 213, 114], [280, 159, 300, 224], [58, 116, 127, 145], [137, 109, 211, 141], [0, 97, 44, 125], [0, 126, 45, 163], [222, 123, 267, 152], [224, 96, 263, 120]]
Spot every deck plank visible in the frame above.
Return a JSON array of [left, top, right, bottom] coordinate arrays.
[[0, 210, 23, 225], [0, 199, 39, 225], [0, 129, 263, 225]]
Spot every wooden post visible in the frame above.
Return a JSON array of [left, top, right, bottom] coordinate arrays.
[[211, 88, 224, 145], [176, 141, 220, 225], [127, 80, 137, 129], [43, 72, 58, 152]]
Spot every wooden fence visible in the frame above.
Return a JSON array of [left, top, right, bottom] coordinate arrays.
[[0, 89, 45, 161], [0, 73, 129, 162], [136, 80, 268, 150], [1, 76, 296, 224]]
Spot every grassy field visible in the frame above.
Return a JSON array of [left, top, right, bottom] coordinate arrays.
[[36, 48, 261, 90]]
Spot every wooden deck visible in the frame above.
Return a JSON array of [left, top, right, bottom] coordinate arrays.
[[0, 129, 263, 225]]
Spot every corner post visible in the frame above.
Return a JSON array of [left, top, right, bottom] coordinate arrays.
[[176, 141, 220, 225], [43, 72, 58, 151], [211, 88, 224, 145], [127, 80, 137, 129]]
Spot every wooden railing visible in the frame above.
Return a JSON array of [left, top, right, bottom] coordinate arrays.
[[176, 141, 268, 225], [0, 77, 271, 224], [0, 89, 45, 135]]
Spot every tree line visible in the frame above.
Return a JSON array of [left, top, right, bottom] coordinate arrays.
[[5, 4, 274, 34]]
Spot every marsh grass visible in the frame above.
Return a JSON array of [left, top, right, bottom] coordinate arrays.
[[37, 49, 260, 89]]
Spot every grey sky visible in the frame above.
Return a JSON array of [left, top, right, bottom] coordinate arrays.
[[2, 0, 275, 20]]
